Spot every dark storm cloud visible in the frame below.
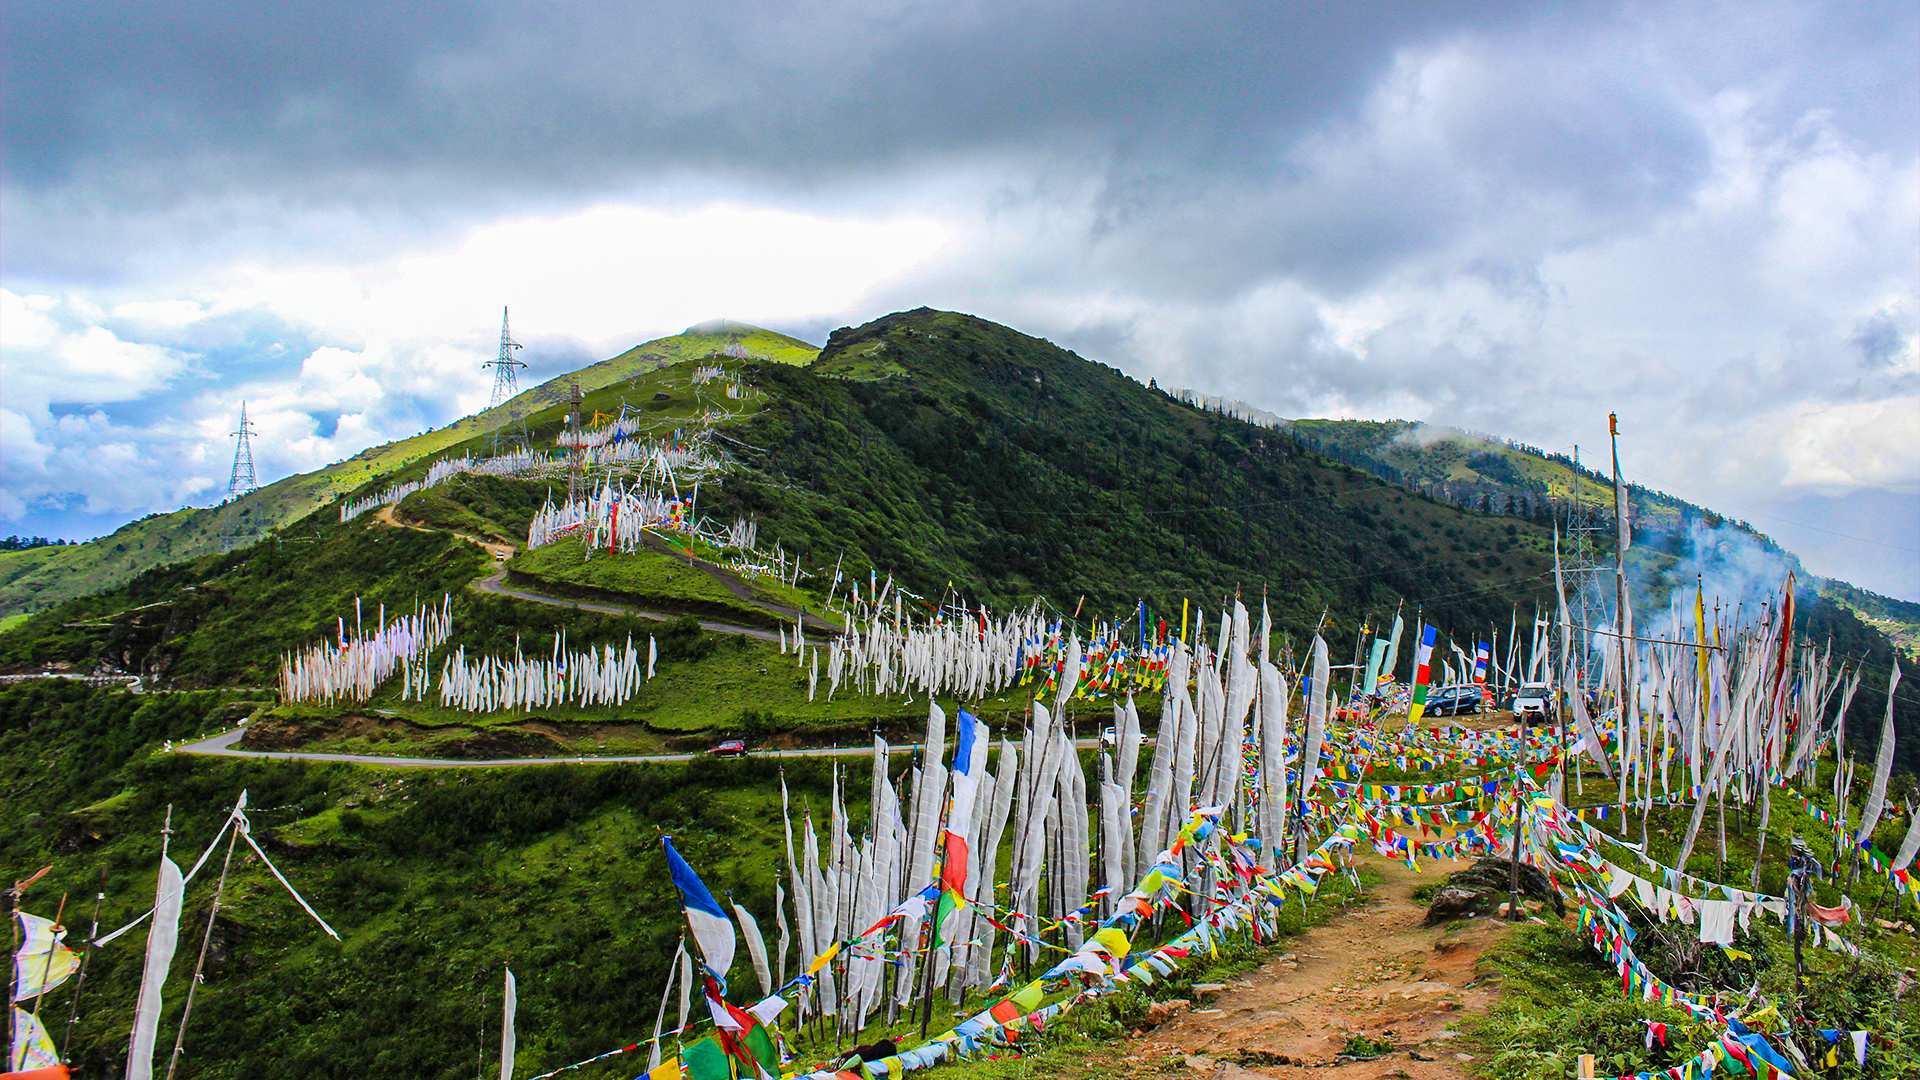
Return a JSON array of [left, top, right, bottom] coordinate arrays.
[[5, 1, 1567, 273], [3, 0, 1915, 597]]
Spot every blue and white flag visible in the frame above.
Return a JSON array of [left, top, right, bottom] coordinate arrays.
[[664, 836, 737, 982]]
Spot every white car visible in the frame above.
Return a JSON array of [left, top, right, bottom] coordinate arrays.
[[1510, 683, 1555, 719]]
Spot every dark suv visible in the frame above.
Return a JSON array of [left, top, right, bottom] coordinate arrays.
[[1422, 684, 1482, 717]]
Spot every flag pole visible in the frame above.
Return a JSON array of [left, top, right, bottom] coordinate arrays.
[[918, 741, 957, 1039], [62, 867, 108, 1063], [166, 799, 245, 1080], [30, 891, 68, 1032]]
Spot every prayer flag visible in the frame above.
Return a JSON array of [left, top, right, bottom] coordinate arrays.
[[936, 709, 985, 934], [1408, 625, 1438, 723], [664, 837, 737, 982]]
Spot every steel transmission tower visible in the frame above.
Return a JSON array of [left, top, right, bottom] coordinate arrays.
[[227, 402, 259, 501], [484, 307, 529, 453]]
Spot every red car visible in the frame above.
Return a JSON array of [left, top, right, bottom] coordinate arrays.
[[707, 739, 748, 758]]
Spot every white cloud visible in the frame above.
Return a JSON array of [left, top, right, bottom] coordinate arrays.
[[1777, 396, 1920, 491]]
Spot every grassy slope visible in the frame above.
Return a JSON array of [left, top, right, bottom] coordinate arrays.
[[0, 681, 855, 1080], [0, 324, 819, 620], [5, 308, 1913, 760], [716, 308, 1566, 654]]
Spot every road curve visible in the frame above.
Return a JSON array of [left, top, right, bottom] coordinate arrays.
[[176, 728, 1102, 769], [470, 565, 795, 644], [372, 502, 834, 644]]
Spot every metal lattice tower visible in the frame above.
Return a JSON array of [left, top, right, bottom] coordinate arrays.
[[484, 307, 526, 409], [484, 307, 529, 454], [227, 401, 259, 501]]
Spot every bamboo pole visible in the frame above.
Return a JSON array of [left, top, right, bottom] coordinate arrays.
[[62, 868, 108, 1063], [30, 892, 68, 1031], [165, 812, 243, 1080]]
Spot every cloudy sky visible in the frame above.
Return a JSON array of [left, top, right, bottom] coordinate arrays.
[[4, 1, 1915, 598]]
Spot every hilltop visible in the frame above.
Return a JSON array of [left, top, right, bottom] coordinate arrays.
[[0, 321, 819, 622]]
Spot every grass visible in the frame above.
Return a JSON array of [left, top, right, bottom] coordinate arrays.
[[0, 681, 854, 1080], [509, 536, 766, 622]]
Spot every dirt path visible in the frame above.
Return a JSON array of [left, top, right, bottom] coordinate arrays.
[[176, 726, 1101, 768], [1131, 854, 1513, 1079], [374, 503, 517, 560], [370, 504, 803, 644], [636, 531, 840, 634]]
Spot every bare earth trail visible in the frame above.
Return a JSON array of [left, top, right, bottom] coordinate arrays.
[[1131, 853, 1512, 1080], [371, 503, 836, 643]]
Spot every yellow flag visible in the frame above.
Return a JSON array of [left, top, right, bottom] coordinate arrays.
[[646, 1054, 681, 1080], [1091, 927, 1132, 960]]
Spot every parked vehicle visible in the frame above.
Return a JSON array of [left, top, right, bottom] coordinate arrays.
[[1099, 727, 1118, 750], [1510, 683, 1556, 720], [707, 739, 748, 758], [1423, 684, 1482, 717]]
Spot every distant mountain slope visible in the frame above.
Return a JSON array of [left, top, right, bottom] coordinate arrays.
[[1287, 418, 1919, 659], [0, 322, 818, 619]]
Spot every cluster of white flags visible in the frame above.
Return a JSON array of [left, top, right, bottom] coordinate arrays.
[[526, 481, 689, 553], [555, 416, 725, 472], [279, 596, 453, 704], [781, 599, 1314, 1037], [824, 603, 1050, 702], [340, 449, 553, 522], [1548, 565, 1895, 885], [437, 634, 656, 712]]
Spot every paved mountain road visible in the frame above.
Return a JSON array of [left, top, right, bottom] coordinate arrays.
[[176, 727, 1105, 769]]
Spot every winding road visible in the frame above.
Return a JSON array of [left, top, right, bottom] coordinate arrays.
[[377, 503, 837, 644], [171, 507, 1023, 770]]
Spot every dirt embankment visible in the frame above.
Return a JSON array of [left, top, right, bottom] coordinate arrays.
[[1127, 854, 1517, 1079], [240, 712, 571, 758]]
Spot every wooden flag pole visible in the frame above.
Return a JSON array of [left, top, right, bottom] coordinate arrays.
[[166, 808, 243, 1080], [61, 867, 108, 1063]]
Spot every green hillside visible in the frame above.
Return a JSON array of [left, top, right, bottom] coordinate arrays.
[[0, 322, 819, 621], [3, 308, 1919, 1079]]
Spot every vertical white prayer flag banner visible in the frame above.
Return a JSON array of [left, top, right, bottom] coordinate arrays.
[[499, 967, 517, 1080], [126, 855, 183, 1080]]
